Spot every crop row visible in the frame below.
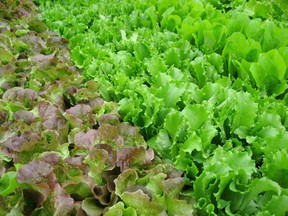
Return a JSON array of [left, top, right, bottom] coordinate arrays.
[[0, 1, 193, 215]]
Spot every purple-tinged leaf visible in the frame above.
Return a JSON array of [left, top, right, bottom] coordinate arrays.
[[65, 104, 96, 128], [162, 177, 185, 198], [116, 147, 154, 172], [89, 98, 104, 112], [47, 183, 74, 216], [17, 160, 53, 184], [31, 51, 56, 63], [13, 110, 35, 124], [64, 156, 85, 167], [2, 87, 37, 108], [0, 110, 8, 124], [96, 124, 119, 144], [98, 114, 120, 126], [2, 131, 40, 153], [74, 129, 98, 148], [41, 153, 61, 166], [37, 101, 68, 132], [84, 145, 117, 184]]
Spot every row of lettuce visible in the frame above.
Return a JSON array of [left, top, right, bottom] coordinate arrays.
[[0, 1, 194, 215], [34, 0, 288, 215]]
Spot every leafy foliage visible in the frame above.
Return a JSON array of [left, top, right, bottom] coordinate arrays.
[[0, 1, 193, 215], [33, 0, 288, 215], [11, 0, 288, 214]]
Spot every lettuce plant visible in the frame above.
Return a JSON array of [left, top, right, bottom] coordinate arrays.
[[0, 1, 193, 215], [32, 0, 288, 214]]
